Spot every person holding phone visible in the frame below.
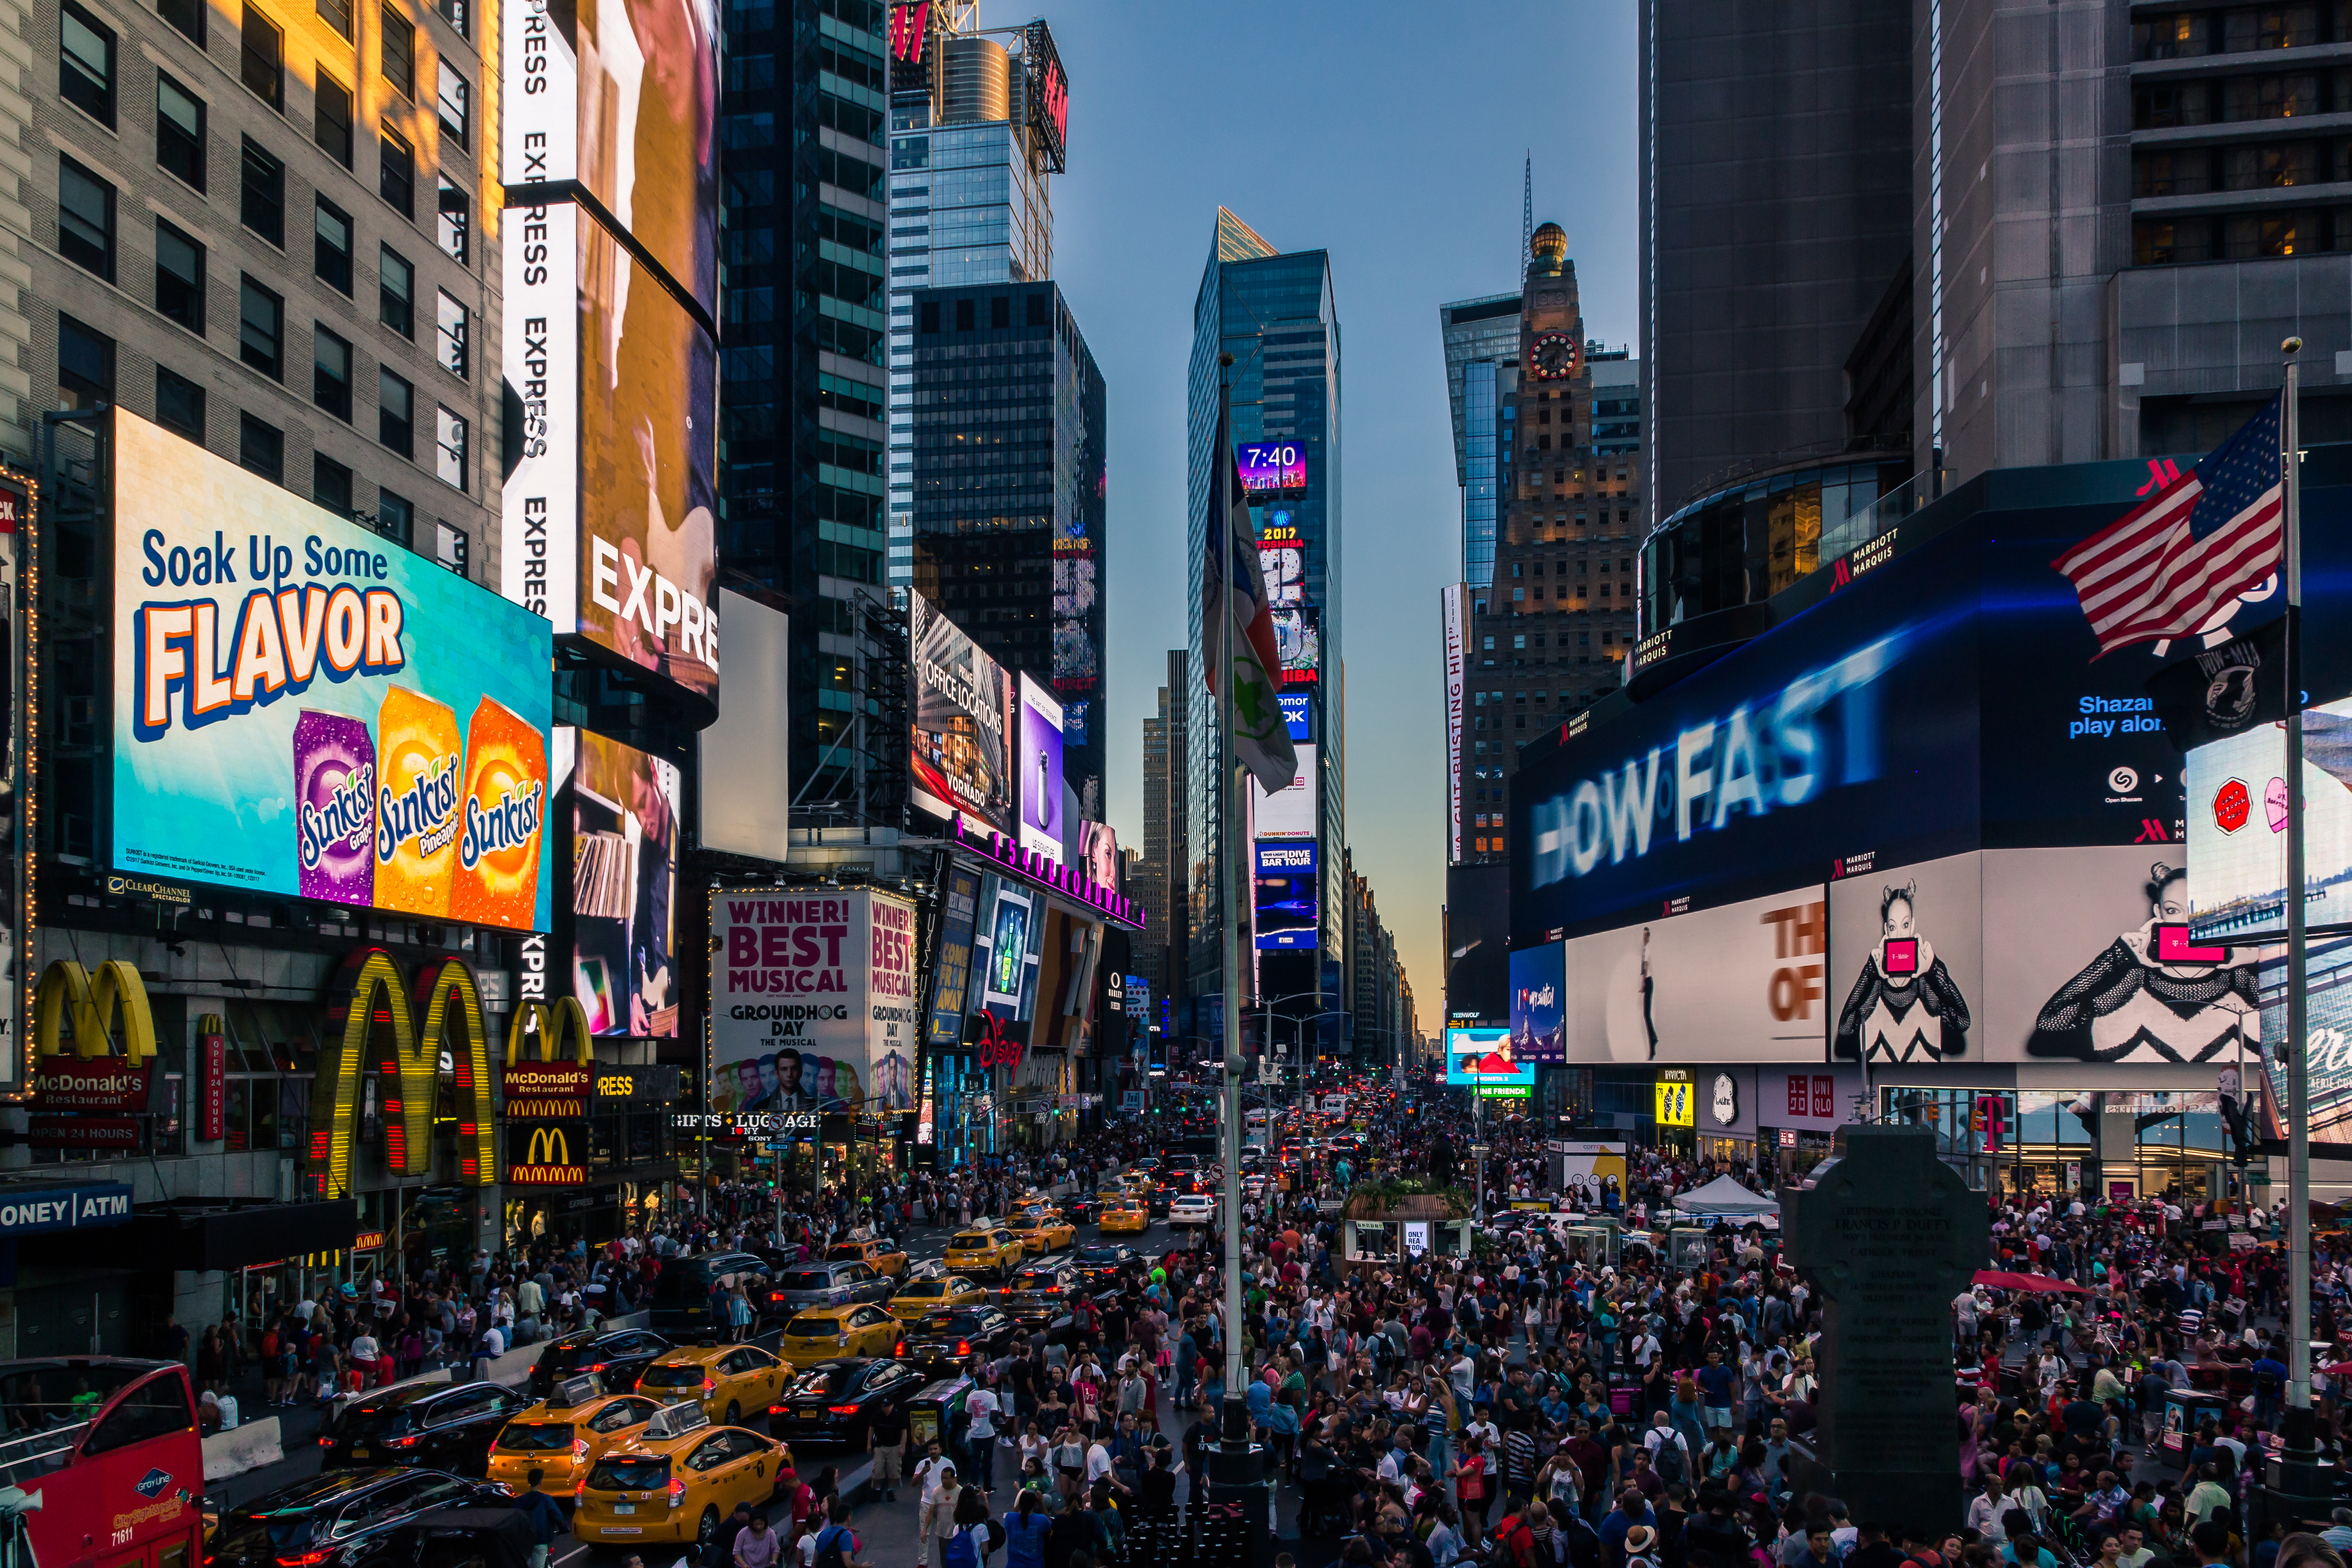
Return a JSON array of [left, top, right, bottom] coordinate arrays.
[[1833, 881, 1974, 1062]]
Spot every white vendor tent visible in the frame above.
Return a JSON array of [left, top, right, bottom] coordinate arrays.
[[1671, 1176, 1781, 1217]]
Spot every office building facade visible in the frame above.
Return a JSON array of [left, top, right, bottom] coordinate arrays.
[[1136, 651, 1187, 1003], [1441, 293, 1521, 592], [717, 0, 893, 820], [1184, 209, 1343, 1047], [884, 3, 1063, 589], [906, 277, 1106, 812]]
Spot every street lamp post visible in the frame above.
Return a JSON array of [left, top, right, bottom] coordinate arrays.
[[1470, 1140, 1490, 1223]]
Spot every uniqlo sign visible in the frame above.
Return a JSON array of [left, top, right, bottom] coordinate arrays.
[[1778, 1071, 1847, 1130], [1812, 1075, 1835, 1119]]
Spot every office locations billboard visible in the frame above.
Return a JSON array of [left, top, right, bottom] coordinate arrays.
[[910, 594, 1015, 836], [1018, 674, 1064, 864], [500, 0, 720, 315], [112, 410, 552, 929], [502, 202, 719, 703], [710, 888, 919, 1117], [558, 729, 678, 1035]]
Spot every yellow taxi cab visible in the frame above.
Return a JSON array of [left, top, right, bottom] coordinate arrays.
[[886, 1274, 986, 1323], [1009, 1207, 1075, 1254], [1117, 1169, 1154, 1193], [823, 1236, 908, 1279], [1099, 1198, 1150, 1234], [573, 1401, 788, 1549], [943, 1224, 1024, 1281], [633, 1342, 789, 1426], [777, 1303, 904, 1367], [487, 1375, 661, 1499]]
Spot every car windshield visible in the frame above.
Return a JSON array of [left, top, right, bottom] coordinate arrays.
[[948, 1233, 991, 1249], [336, 1404, 419, 1439], [789, 1366, 856, 1397], [586, 1455, 670, 1491], [538, 1340, 595, 1369], [1009, 1269, 1058, 1288], [779, 1269, 833, 1290], [496, 1422, 574, 1452], [637, 1363, 706, 1390], [921, 1311, 990, 1334], [784, 1317, 846, 1339], [895, 1282, 942, 1298], [824, 1245, 871, 1261], [1074, 1249, 1122, 1265]]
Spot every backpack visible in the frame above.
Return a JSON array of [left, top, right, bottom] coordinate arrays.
[[812, 1526, 850, 1568], [1492, 1515, 1538, 1568], [1652, 1432, 1688, 1485]]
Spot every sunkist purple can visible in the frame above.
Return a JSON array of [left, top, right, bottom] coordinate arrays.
[[294, 709, 377, 905]]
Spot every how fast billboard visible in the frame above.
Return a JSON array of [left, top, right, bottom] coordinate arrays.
[[112, 410, 553, 930], [558, 728, 678, 1035], [1018, 673, 1064, 864], [502, 202, 719, 705], [910, 594, 1015, 836], [500, 0, 720, 315], [710, 888, 919, 1118]]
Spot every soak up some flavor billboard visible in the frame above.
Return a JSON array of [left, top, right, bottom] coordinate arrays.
[[710, 888, 918, 1119], [111, 410, 554, 929]]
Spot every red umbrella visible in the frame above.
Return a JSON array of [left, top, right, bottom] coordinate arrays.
[[1973, 1269, 2088, 1294]]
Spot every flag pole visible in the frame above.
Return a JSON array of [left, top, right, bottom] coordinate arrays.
[[1216, 353, 1250, 1456], [2283, 337, 2315, 1436]]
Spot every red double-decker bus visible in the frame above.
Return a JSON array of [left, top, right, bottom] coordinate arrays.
[[0, 1357, 204, 1568]]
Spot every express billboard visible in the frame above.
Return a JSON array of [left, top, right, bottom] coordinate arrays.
[[909, 593, 1015, 836], [112, 410, 553, 929], [557, 728, 678, 1035], [500, 0, 720, 315], [502, 202, 720, 705], [1018, 673, 1064, 864], [1254, 840, 1318, 951]]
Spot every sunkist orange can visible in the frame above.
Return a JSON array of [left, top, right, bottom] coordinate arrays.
[[374, 686, 464, 917], [448, 696, 548, 930]]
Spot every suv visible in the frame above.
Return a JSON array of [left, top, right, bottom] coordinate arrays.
[[648, 1252, 774, 1336], [207, 1470, 505, 1568], [766, 1259, 894, 1315], [319, 1381, 532, 1476], [526, 1327, 673, 1399]]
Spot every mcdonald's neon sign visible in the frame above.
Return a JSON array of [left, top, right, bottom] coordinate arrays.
[[507, 1123, 584, 1186], [27, 961, 158, 1147], [309, 947, 498, 1197]]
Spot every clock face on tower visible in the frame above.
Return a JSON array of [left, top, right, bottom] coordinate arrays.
[[1529, 331, 1578, 382]]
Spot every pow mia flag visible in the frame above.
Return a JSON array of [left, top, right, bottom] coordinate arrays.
[[2145, 616, 2290, 753]]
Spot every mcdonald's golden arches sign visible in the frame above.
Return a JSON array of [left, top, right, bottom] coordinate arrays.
[[309, 946, 499, 1197]]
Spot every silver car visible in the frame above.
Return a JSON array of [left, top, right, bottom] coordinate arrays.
[[767, 1259, 893, 1313]]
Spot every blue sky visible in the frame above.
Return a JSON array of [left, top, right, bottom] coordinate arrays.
[[1043, 1, 1639, 1029]]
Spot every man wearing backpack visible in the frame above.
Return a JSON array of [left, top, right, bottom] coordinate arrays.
[[1643, 1411, 1692, 1491]]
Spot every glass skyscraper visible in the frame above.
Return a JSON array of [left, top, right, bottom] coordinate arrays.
[[1185, 209, 1343, 1047], [1441, 294, 1521, 593], [716, 0, 892, 816]]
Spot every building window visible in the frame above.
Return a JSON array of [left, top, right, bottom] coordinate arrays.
[[433, 407, 466, 489], [434, 519, 467, 574], [378, 368, 412, 456], [154, 220, 205, 333], [990, 296, 1008, 328], [56, 314, 113, 409], [436, 176, 468, 263], [312, 452, 353, 513], [379, 129, 413, 217], [239, 412, 283, 482], [159, 0, 204, 44], [436, 62, 469, 147], [435, 291, 466, 377], [155, 365, 205, 440], [314, 325, 352, 419], [241, 4, 283, 109], [314, 199, 353, 294], [60, 3, 116, 126], [241, 137, 284, 245], [315, 72, 353, 166], [380, 5, 414, 98], [379, 245, 413, 336], [56, 156, 114, 281], [315, 0, 351, 37], [239, 277, 282, 379], [434, 0, 464, 34], [920, 300, 938, 333], [955, 299, 972, 331], [155, 74, 206, 189], [377, 488, 412, 545]]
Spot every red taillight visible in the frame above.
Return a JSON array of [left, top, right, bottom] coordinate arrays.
[[318, 1436, 333, 1447], [388, 1435, 419, 1449], [667, 1479, 687, 1509], [894, 1343, 908, 1356], [828, 1405, 861, 1416], [575, 1478, 587, 1500], [955, 1341, 971, 1355], [277, 1553, 333, 1567], [589, 1362, 608, 1372], [701, 1377, 715, 1395], [572, 1438, 589, 1459]]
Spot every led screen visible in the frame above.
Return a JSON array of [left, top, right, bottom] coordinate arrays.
[[1507, 942, 1566, 1062], [1275, 608, 1320, 684], [500, 0, 720, 314], [1560, 887, 1832, 1063], [1254, 840, 1318, 951], [558, 728, 679, 1035], [112, 409, 553, 930], [1080, 820, 1118, 890], [2184, 704, 2352, 942], [1444, 1026, 1535, 1088], [909, 593, 1015, 837], [502, 202, 720, 704], [2260, 934, 2352, 1147], [1253, 743, 1316, 841], [1237, 441, 1306, 496], [1259, 539, 1304, 607], [710, 887, 916, 1116], [1280, 692, 1312, 742], [1018, 673, 1064, 864]]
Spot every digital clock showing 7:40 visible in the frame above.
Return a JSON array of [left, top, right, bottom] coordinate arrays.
[[1235, 441, 1307, 495]]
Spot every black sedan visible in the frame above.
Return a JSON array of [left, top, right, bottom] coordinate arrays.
[[1068, 1246, 1139, 1291], [998, 1260, 1081, 1330], [767, 1357, 932, 1447], [525, 1327, 672, 1399], [1145, 1183, 1176, 1218], [320, 1380, 531, 1476], [897, 1305, 1021, 1370], [208, 1470, 505, 1568]]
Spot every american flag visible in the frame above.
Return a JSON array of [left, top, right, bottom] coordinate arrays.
[[2052, 392, 2286, 657]]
